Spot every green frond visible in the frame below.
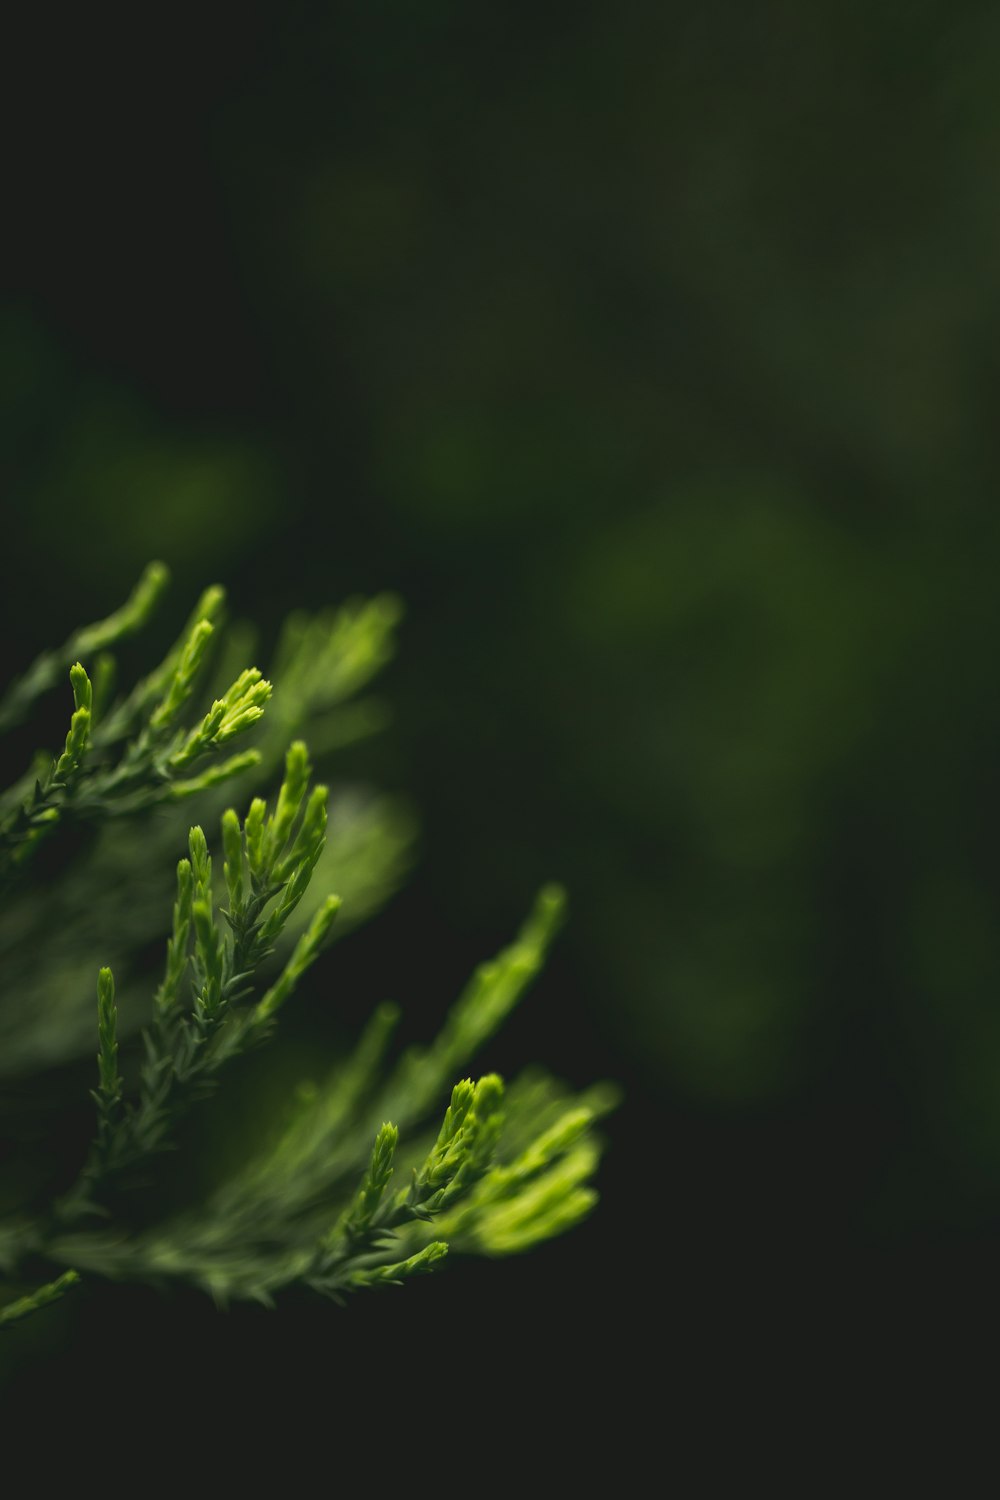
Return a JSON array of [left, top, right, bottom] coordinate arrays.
[[95, 967, 121, 1111], [0, 568, 614, 1320], [155, 858, 194, 1014], [345, 1241, 449, 1290], [252, 894, 342, 1025], [149, 618, 216, 732]]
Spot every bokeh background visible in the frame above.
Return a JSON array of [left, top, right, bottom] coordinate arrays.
[[4, 0, 1000, 1393]]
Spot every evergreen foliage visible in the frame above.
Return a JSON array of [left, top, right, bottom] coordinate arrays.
[[0, 566, 614, 1322]]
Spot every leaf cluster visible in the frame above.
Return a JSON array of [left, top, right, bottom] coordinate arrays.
[[0, 566, 615, 1323]]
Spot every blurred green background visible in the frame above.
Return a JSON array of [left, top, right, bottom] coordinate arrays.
[[4, 0, 1000, 1382]]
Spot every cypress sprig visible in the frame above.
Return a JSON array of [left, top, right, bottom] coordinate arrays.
[[346, 1241, 448, 1291], [222, 807, 244, 911], [0, 568, 614, 1326], [304, 1075, 508, 1297], [57, 965, 127, 1217], [155, 859, 195, 1015], [337, 1122, 399, 1246], [53, 663, 93, 782], [160, 891, 585, 1277], [168, 665, 272, 772], [149, 618, 216, 733], [68, 746, 343, 1194], [0, 567, 275, 875], [398, 1073, 506, 1219], [192, 899, 225, 1021], [95, 967, 122, 1124], [251, 894, 342, 1026], [189, 824, 212, 904], [264, 739, 311, 866], [417, 1111, 605, 1256], [1, 664, 96, 869], [166, 749, 261, 801]]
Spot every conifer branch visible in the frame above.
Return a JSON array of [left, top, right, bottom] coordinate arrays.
[[56, 744, 343, 1212], [0, 601, 270, 876], [94, 967, 122, 1139], [0, 568, 614, 1319]]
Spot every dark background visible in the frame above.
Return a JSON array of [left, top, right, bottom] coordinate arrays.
[[4, 0, 1000, 1399]]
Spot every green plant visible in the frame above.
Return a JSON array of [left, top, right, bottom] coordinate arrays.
[[0, 565, 614, 1324]]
